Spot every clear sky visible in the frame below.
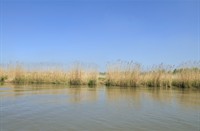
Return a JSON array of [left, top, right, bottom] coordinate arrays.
[[0, 0, 199, 70]]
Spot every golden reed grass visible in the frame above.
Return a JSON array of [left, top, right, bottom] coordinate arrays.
[[172, 68, 200, 88], [105, 61, 199, 88], [105, 61, 140, 87], [68, 63, 98, 85], [0, 63, 98, 86], [0, 61, 199, 88], [140, 64, 173, 87]]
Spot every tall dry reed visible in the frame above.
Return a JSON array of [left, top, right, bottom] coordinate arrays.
[[68, 63, 98, 85], [106, 61, 141, 87], [0, 63, 98, 85], [141, 64, 173, 87], [172, 68, 200, 88], [171, 62, 200, 88], [0, 61, 199, 88]]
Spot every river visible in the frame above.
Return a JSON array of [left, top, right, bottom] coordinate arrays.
[[0, 84, 200, 131]]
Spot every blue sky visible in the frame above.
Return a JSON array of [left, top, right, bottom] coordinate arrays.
[[1, 0, 199, 69]]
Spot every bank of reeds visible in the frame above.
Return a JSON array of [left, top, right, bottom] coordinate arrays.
[[105, 61, 200, 88], [172, 68, 200, 88], [0, 61, 199, 88], [0, 63, 98, 85], [140, 65, 173, 87], [105, 61, 141, 87], [13, 68, 68, 84], [68, 63, 98, 85], [0, 68, 8, 83]]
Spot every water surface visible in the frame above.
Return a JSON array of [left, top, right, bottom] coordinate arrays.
[[0, 84, 200, 131]]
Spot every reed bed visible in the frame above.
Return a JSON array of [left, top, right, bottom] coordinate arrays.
[[105, 61, 141, 87], [9, 65, 68, 84], [0, 68, 8, 83], [0, 61, 199, 88], [172, 68, 200, 88], [0, 63, 98, 85], [68, 63, 98, 85], [106, 61, 200, 88], [140, 65, 173, 87]]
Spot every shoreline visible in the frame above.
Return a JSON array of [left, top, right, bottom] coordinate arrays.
[[1, 62, 200, 88]]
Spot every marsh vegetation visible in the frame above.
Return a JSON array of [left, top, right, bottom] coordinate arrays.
[[0, 61, 199, 88]]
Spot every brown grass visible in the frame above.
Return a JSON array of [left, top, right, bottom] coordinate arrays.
[[106, 61, 140, 87], [172, 68, 200, 88], [105, 61, 199, 88], [0, 63, 98, 85], [140, 65, 173, 87], [0, 61, 199, 88]]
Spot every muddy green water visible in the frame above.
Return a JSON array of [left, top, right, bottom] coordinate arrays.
[[0, 84, 200, 131]]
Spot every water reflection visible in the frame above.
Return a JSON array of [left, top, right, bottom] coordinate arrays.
[[105, 87, 142, 108], [67, 86, 98, 103], [0, 84, 200, 109], [0, 84, 200, 131]]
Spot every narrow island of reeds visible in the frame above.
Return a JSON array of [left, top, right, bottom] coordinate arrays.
[[0, 61, 199, 88]]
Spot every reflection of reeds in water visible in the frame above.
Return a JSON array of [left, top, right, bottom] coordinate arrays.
[[1, 84, 199, 108], [105, 87, 141, 108], [0, 84, 98, 103], [178, 89, 200, 108], [146, 88, 200, 109], [67, 86, 98, 103], [105, 87, 200, 109]]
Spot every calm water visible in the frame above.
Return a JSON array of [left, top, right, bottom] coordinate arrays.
[[0, 84, 200, 131]]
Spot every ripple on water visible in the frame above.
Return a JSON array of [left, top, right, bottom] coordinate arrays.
[[0, 84, 200, 131]]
